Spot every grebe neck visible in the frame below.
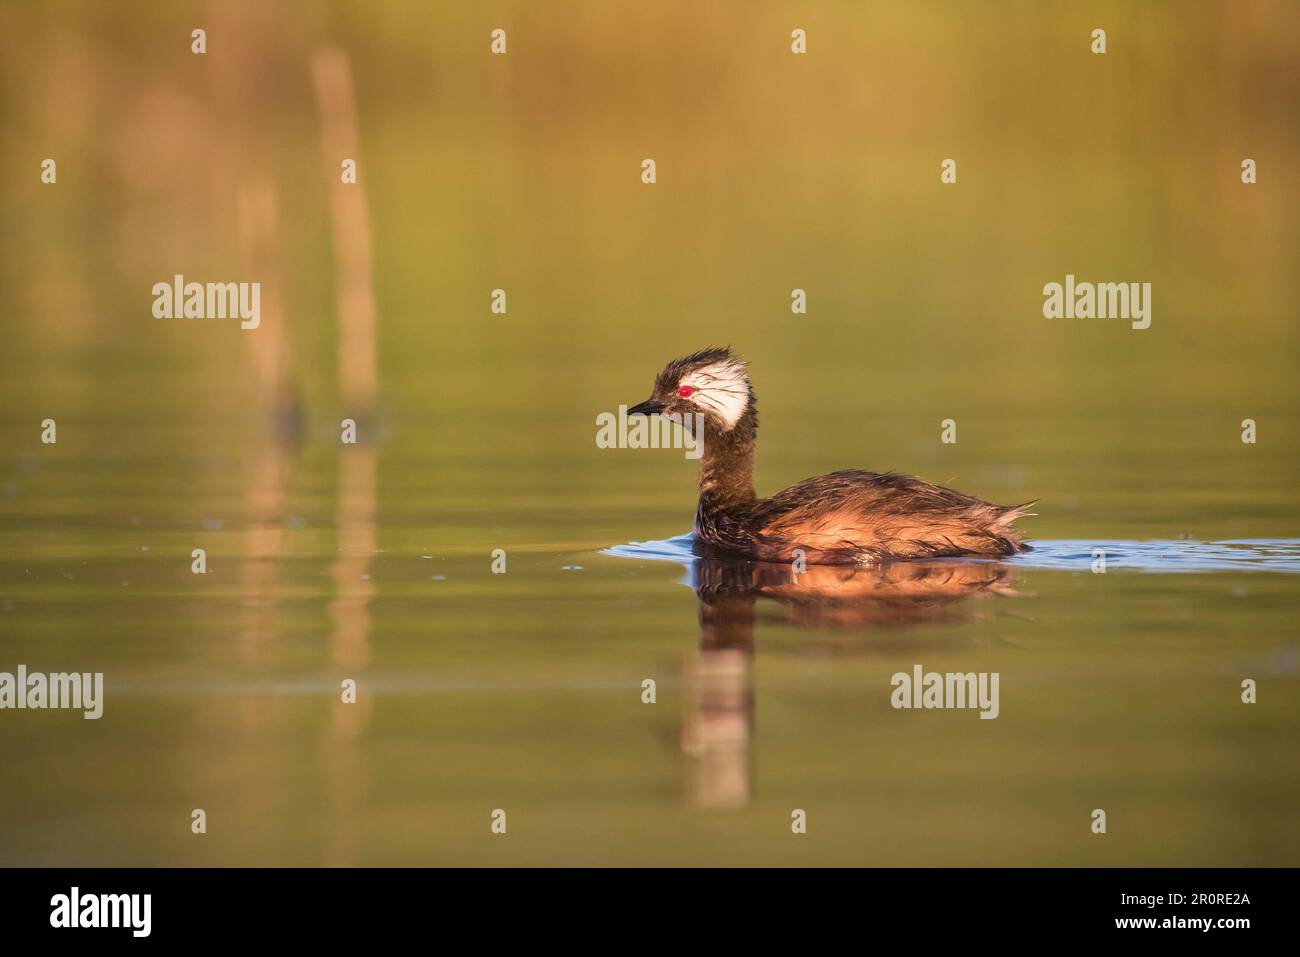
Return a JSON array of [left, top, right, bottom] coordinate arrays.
[[697, 417, 757, 512]]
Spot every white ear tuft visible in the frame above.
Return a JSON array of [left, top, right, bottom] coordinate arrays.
[[681, 359, 750, 429]]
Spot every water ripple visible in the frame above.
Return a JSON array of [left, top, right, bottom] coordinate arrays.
[[604, 535, 1300, 574]]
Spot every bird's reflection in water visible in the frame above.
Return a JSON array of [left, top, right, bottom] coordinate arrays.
[[680, 556, 1018, 808]]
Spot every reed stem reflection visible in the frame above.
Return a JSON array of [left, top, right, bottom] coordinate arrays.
[[683, 556, 1018, 808]]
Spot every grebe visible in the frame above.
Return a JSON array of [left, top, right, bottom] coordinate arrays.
[[627, 347, 1034, 565]]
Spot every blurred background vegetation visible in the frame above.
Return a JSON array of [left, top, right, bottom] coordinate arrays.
[[2, 1, 1296, 495]]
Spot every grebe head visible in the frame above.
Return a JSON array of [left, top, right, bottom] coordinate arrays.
[[627, 346, 754, 433]]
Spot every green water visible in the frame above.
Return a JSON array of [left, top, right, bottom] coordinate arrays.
[[1, 1, 1298, 865]]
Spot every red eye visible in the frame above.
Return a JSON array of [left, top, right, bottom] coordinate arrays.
[[678, 385, 694, 398]]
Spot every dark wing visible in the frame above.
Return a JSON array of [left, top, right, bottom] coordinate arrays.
[[750, 470, 1031, 562]]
